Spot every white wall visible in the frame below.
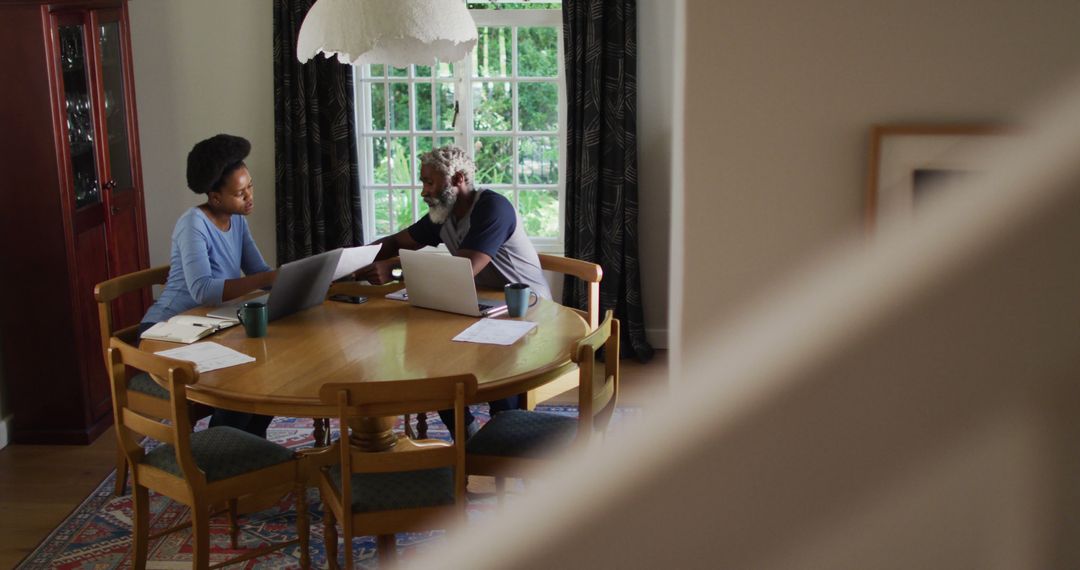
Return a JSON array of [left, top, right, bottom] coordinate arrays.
[[129, 0, 277, 268], [676, 0, 1080, 382], [636, 0, 676, 349]]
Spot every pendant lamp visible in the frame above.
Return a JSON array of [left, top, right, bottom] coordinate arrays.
[[296, 0, 478, 66]]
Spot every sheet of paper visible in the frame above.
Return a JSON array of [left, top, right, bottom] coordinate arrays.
[[154, 342, 256, 373], [332, 244, 382, 281], [452, 318, 538, 346]]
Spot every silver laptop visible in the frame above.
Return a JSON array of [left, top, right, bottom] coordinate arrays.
[[207, 249, 344, 322], [398, 250, 508, 317]]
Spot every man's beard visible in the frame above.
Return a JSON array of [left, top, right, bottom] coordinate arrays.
[[425, 184, 457, 224]]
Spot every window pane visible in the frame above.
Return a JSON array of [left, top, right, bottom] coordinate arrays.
[[372, 137, 389, 184], [389, 83, 409, 131], [473, 136, 513, 184], [392, 189, 414, 232], [389, 65, 408, 77], [415, 64, 432, 77], [415, 83, 433, 131], [518, 136, 558, 184], [518, 27, 558, 77], [416, 137, 434, 182], [439, 136, 456, 148], [518, 82, 558, 131], [370, 83, 386, 131], [518, 189, 559, 237], [437, 61, 455, 78], [373, 190, 391, 235], [369, 64, 385, 78], [473, 81, 512, 131], [390, 137, 411, 185], [436, 83, 456, 130], [474, 26, 511, 78]]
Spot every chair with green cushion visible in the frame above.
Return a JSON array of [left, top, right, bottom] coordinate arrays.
[[467, 310, 620, 501], [311, 374, 475, 569], [107, 337, 310, 570], [95, 266, 213, 496]]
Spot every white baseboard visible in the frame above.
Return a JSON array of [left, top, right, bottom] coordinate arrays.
[[0, 414, 11, 450], [646, 328, 668, 350]]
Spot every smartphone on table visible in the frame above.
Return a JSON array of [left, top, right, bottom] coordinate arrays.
[[328, 294, 367, 304]]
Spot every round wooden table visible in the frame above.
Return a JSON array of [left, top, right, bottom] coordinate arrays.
[[141, 293, 587, 450]]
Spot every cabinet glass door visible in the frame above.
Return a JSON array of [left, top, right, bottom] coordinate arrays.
[[91, 8, 148, 333], [96, 16, 133, 193], [57, 23, 100, 209]]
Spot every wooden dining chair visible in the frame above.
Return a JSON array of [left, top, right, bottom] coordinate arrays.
[[95, 265, 213, 496], [538, 253, 602, 330], [467, 311, 619, 501], [312, 374, 476, 568], [522, 254, 604, 410], [107, 337, 310, 569]]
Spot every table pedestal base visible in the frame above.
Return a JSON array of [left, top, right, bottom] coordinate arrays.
[[347, 416, 398, 451]]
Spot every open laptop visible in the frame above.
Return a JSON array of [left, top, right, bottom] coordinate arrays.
[[207, 249, 344, 322], [398, 249, 508, 317]]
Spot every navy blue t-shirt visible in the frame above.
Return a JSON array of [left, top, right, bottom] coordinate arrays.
[[408, 190, 516, 257], [405, 189, 552, 298]]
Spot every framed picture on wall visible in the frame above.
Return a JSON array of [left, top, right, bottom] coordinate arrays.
[[864, 124, 1014, 232]]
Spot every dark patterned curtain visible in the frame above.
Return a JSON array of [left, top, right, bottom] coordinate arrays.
[[563, 0, 653, 362], [273, 0, 361, 263]]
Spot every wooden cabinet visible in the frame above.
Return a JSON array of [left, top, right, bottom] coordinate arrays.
[[0, 0, 150, 444]]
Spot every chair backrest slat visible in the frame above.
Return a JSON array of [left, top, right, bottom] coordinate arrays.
[[320, 376, 476, 413], [122, 407, 177, 445], [349, 445, 456, 474]]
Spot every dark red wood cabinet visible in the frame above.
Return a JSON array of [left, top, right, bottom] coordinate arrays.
[[0, 0, 150, 444]]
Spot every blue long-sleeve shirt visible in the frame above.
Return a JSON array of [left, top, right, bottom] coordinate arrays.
[[142, 207, 270, 324]]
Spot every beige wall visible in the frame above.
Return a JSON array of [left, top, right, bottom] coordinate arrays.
[[676, 0, 1080, 381], [128, 0, 277, 268], [636, 0, 676, 348]]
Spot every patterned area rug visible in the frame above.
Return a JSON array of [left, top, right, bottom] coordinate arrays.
[[18, 405, 638, 569]]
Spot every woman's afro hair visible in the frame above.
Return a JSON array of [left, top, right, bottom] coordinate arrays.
[[186, 134, 251, 194]]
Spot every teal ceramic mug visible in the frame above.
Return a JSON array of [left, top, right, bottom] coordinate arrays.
[[236, 301, 268, 338], [504, 283, 539, 318]]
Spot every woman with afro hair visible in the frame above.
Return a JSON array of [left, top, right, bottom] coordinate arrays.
[[139, 134, 277, 437]]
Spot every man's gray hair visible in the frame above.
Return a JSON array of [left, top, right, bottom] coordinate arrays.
[[419, 145, 475, 188]]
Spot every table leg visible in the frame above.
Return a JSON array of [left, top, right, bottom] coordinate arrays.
[[346, 416, 397, 452]]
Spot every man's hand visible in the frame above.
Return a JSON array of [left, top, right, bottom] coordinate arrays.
[[356, 259, 398, 285]]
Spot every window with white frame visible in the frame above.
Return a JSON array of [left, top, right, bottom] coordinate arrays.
[[354, 1, 565, 253]]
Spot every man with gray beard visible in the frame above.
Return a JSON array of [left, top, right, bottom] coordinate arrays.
[[356, 145, 551, 438]]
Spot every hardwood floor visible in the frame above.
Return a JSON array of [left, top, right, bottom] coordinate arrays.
[[0, 425, 118, 567], [0, 350, 667, 566]]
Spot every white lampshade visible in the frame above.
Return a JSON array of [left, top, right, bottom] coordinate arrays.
[[297, 0, 478, 67]]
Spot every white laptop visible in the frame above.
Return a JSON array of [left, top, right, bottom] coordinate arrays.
[[207, 249, 344, 322], [398, 249, 508, 317]]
